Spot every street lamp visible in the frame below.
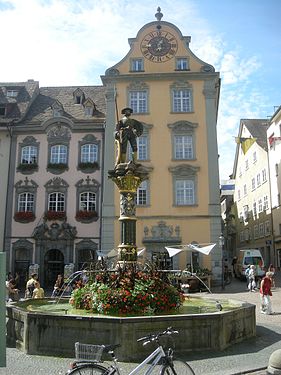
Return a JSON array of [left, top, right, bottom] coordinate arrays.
[[219, 234, 225, 290]]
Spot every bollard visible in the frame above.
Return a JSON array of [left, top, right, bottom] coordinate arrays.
[[267, 349, 281, 374]]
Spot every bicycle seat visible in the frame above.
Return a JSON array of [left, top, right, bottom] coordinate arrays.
[[102, 344, 121, 353]]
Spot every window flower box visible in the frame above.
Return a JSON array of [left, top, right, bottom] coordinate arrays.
[[47, 163, 68, 174], [14, 211, 35, 223], [75, 210, 98, 223], [45, 210, 66, 221], [17, 163, 38, 174], [78, 162, 99, 173]]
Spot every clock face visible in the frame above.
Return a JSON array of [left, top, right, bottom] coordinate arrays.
[[141, 30, 178, 62]]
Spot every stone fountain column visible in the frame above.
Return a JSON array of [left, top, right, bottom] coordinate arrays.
[[109, 164, 148, 262]]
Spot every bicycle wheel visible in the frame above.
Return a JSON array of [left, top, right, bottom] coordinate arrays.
[[67, 363, 108, 374], [161, 360, 195, 375]]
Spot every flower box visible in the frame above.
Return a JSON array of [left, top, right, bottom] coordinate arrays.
[[44, 210, 66, 221], [14, 211, 35, 223], [75, 210, 98, 222], [17, 163, 38, 174], [47, 163, 68, 174], [78, 162, 99, 172]]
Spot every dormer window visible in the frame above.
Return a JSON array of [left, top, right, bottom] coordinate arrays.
[[176, 58, 189, 71], [6, 90, 18, 98], [73, 88, 85, 105], [52, 101, 63, 117], [84, 98, 95, 116]]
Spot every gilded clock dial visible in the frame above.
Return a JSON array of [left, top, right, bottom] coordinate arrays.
[[141, 30, 178, 62]]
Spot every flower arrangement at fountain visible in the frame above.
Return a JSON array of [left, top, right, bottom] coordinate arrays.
[[69, 265, 184, 315]]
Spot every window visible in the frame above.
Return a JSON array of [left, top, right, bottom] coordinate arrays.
[[6, 90, 18, 97], [50, 145, 67, 164], [243, 184, 247, 196], [21, 146, 37, 164], [254, 225, 259, 239], [238, 189, 241, 200], [258, 198, 263, 213], [81, 144, 98, 163], [174, 135, 193, 159], [245, 159, 249, 170], [263, 195, 269, 210], [131, 58, 144, 71], [129, 91, 147, 113], [137, 135, 148, 161], [253, 202, 257, 217], [265, 221, 270, 236], [136, 180, 148, 205], [173, 89, 192, 112], [243, 205, 249, 220], [257, 173, 261, 187], [18, 193, 34, 212], [251, 178, 256, 191], [262, 169, 267, 182], [176, 58, 188, 70], [175, 179, 194, 205], [79, 192, 96, 211], [253, 151, 257, 163], [239, 167, 242, 177], [275, 163, 279, 176], [48, 192, 65, 212], [259, 223, 265, 237], [85, 107, 93, 116], [240, 231, 244, 242]]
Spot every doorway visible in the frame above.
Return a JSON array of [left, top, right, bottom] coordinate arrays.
[[44, 249, 64, 288]]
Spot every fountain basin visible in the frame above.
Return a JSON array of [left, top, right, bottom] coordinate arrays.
[[6, 297, 256, 361]]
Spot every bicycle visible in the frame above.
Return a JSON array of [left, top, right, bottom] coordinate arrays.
[[66, 327, 195, 374]]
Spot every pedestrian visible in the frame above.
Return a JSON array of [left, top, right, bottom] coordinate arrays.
[[32, 281, 45, 299], [260, 271, 273, 314], [6, 278, 19, 302], [245, 265, 251, 289], [52, 274, 64, 296], [25, 273, 38, 298], [248, 265, 257, 292], [232, 256, 237, 277]]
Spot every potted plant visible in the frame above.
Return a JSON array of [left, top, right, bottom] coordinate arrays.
[[14, 211, 35, 223], [44, 210, 66, 221], [78, 161, 99, 172], [75, 210, 98, 222]]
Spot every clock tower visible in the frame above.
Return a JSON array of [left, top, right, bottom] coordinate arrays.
[[101, 8, 222, 284]]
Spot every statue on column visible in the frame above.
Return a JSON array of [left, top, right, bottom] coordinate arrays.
[[115, 107, 143, 164]]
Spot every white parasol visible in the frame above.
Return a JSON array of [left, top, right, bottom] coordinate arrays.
[[165, 243, 216, 272]]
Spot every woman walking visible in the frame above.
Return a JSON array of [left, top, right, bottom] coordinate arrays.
[[260, 271, 273, 315]]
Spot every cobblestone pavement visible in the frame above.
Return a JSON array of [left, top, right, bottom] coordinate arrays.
[[2, 272, 281, 375]]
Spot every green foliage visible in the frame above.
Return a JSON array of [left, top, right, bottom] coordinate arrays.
[[69, 267, 183, 316]]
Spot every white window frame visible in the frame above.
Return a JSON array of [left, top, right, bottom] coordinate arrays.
[[79, 192, 96, 211], [174, 135, 193, 160], [21, 145, 38, 164], [131, 58, 144, 71], [48, 192, 65, 212], [263, 195, 269, 210], [137, 135, 148, 161], [258, 198, 263, 213], [251, 177, 256, 191], [257, 173, 261, 187], [175, 179, 195, 205], [262, 168, 267, 183], [173, 89, 192, 112], [129, 91, 147, 113], [136, 180, 148, 206], [18, 192, 34, 212], [176, 58, 188, 70], [50, 145, 67, 164], [259, 223, 265, 237], [81, 144, 98, 163]]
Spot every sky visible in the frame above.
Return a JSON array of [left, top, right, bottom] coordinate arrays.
[[0, 0, 280, 180]]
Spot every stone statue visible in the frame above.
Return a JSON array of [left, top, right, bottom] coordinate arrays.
[[115, 107, 143, 164]]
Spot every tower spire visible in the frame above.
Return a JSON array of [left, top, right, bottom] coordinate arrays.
[[155, 7, 163, 21]]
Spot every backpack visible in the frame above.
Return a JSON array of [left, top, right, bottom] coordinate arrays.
[[245, 267, 250, 277]]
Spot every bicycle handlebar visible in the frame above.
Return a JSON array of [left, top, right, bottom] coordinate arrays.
[[137, 327, 178, 346]]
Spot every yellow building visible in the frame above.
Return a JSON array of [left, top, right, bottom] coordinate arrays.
[[101, 8, 222, 283]]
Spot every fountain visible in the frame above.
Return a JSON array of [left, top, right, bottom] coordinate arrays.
[[6, 108, 256, 361]]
